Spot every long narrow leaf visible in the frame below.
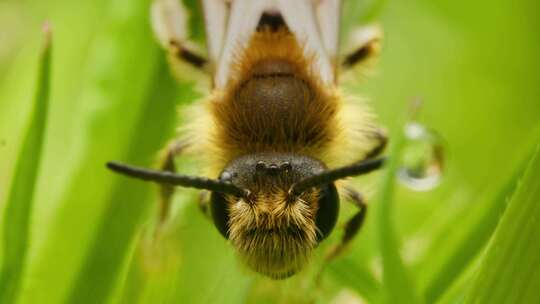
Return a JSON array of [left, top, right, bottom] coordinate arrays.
[[420, 166, 520, 302], [419, 127, 540, 302], [0, 24, 52, 304], [21, 1, 164, 302], [66, 54, 180, 303], [327, 258, 382, 303], [437, 257, 479, 304], [375, 122, 421, 304], [465, 146, 540, 304]]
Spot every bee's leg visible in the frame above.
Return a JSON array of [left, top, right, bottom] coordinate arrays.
[[318, 128, 386, 261], [325, 187, 368, 262], [341, 25, 382, 70], [157, 139, 189, 223], [316, 186, 368, 284], [168, 40, 209, 71], [365, 127, 388, 160], [151, 0, 209, 72], [324, 127, 387, 253], [198, 190, 211, 218]]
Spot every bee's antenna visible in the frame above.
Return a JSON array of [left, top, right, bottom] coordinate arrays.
[[106, 161, 249, 197], [290, 158, 386, 196]]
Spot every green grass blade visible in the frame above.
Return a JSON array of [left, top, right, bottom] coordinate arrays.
[[65, 55, 180, 303], [420, 162, 526, 303], [375, 123, 421, 304], [0, 24, 52, 304], [418, 127, 540, 303], [464, 145, 540, 304], [20, 1, 165, 302], [327, 258, 382, 303], [437, 258, 478, 304]]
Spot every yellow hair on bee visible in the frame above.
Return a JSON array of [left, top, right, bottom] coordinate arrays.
[[181, 28, 378, 176], [227, 186, 319, 279]]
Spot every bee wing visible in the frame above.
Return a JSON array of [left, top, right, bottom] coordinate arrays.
[[214, 0, 272, 88], [315, 0, 342, 66], [200, 0, 229, 63], [201, 0, 343, 88], [275, 0, 338, 84], [150, 0, 189, 49]]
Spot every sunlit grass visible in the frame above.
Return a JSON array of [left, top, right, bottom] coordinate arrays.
[[0, 23, 52, 304], [465, 146, 540, 304]]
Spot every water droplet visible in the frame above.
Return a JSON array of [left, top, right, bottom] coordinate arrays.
[[398, 122, 445, 191]]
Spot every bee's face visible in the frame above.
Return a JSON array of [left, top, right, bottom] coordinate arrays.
[[209, 153, 339, 279]]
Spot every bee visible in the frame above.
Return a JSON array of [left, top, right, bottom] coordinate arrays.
[[107, 0, 387, 279]]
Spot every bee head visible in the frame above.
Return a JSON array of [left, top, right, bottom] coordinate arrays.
[[209, 153, 339, 279], [107, 154, 383, 279]]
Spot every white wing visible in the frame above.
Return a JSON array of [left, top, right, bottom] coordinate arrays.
[[276, 0, 335, 84], [150, 0, 189, 48], [214, 0, 273, 88], [202, 0, 343, 88], [200, 0, 229, 63], [315, 0, 342, 64]]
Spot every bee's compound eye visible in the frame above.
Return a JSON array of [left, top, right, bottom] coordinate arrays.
[[314, 183, 339, 241], [209, 192, 230, 239]]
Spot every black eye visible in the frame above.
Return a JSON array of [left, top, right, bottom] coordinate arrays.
[[209, 192, 230, 239], [314, 183, 339, 241]]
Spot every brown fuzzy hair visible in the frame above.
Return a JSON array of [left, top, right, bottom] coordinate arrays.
[[227, 174, 320, 279], [182, 29, 377, 176]]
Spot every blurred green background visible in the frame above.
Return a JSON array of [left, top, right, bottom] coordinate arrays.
[[1, 0, 539, 303]]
